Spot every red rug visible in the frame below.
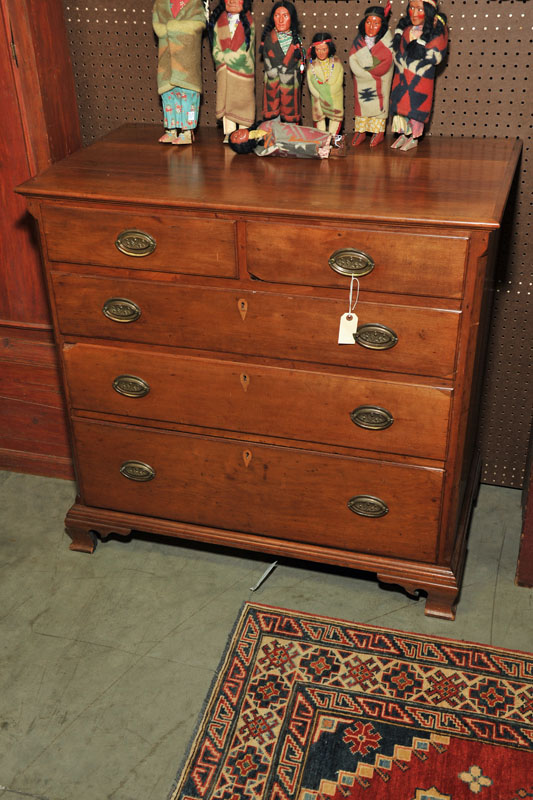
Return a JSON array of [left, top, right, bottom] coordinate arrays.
[[168, 603, 533, 800]]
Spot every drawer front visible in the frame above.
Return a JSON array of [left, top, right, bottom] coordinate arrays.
[[65, 344, 451, 460], [42, 204, 237, 278], [53, 274, 460, 378], [74, 419, 443, 562], [246, 222, 468, 299]]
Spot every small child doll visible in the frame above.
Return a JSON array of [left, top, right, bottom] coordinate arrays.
[[306, 32, 344, 136]]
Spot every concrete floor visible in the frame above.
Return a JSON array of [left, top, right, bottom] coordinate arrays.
[[0, 470, 531, 800]]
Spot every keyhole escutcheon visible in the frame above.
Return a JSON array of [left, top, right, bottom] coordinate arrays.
[[238, 298, 248, 321]]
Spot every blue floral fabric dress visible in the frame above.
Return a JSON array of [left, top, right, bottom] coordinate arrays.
[[161, 86, 200, 130]]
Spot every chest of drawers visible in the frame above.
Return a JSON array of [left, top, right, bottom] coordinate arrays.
[[18, 125, 521, 619]]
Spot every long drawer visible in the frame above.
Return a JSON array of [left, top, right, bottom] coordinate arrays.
[[246, 221, 468, 298], [73, 419, 443, 562], [52, 273, 460, 378], [41, 204, 238, 278], [64, 343, 451, 460]]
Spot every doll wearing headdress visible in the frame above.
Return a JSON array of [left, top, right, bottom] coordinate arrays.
[[260, 1, 305, 124], [306, 32, 344, 136], [153, 0, 207, 145], [349, 4, 394, 147], [209, 0, 256, 140], [389, 0, 448, 150]]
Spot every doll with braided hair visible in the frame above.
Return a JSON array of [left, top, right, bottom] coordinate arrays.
[[349, 3, 394, 147], [389, 0, 448, 151], [306, 32, 344, 136], [208, 0, 256, 141], [260, 1, 305, 124]]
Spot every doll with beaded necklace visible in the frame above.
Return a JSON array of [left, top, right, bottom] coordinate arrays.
[[389, 0, 448, 150], [306, 32, 344, 136], [260, 1, 305, 124]]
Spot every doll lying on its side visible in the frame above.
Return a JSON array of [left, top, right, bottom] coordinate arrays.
[[228, 116, 345, 158]]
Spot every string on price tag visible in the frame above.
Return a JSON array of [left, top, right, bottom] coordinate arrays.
[[338, 276, 360, 344]]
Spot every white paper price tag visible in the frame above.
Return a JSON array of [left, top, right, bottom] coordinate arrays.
[[338, 312, 358, 344]]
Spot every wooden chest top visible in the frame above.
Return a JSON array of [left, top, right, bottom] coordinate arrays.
[[19, 124, 521, 230]]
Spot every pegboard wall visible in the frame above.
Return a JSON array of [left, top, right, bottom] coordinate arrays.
[[62, 0, 532, 489]]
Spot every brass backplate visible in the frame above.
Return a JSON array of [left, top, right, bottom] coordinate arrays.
[[348, 495, 389, 518], [328, 248, 374, 277], [354, 323, 398, 350], [119, 460, 155, 481], [102, 297, 142, 323], [112, 375, 150, 398], [350, 405, 394, 431], [115, 229, 156, 257]]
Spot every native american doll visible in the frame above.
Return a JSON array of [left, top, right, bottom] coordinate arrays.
[[209, 0, 255, 139], [153, 0, 207, 145], [260, 2, 305, 124], [228, 118, 337, 158], [390, 0, 448, 150], [306, 33, 344, 136], [349, 4, 394, 147]]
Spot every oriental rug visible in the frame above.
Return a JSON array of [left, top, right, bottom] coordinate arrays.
[[168, 603, 533, 800]]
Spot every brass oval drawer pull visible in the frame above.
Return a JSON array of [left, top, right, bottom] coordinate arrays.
[[348, 495, 389, 518], [119, 460, 155, 482], [354, 323, 398, 350], [115, 229, 156, 257], [102, 297, 141, 323], [350, 405, 394, 430], [328, 248, 374, 277], [113, 375, 150, 398]]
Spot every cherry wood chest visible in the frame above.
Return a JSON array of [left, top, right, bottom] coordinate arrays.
[[18, 125, 521, 619]]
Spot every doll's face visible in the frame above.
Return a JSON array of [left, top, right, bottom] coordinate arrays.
[[364, 15, 382, 37], [313, 41, 330, 60], [230, 128, 249, 143], [273, 6, 291, 33], [409, 0, 425, 26], [225, 0, 243, 13]]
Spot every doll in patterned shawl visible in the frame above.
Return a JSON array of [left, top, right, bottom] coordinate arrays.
[[153, 0, 207, 145], [209, 0, 255, 141], [389, 0, 448, 151], [260, 1, 305, 124], [306, 32, 344, 136], [349, 4, 394, 147]]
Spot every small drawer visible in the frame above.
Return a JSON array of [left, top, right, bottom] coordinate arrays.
[[52, 273, 460, 379], [246, 221, 468, 299], [73, 419, 443, 563], [64, 343, 452, 460], [41, 204, 237, 278]]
